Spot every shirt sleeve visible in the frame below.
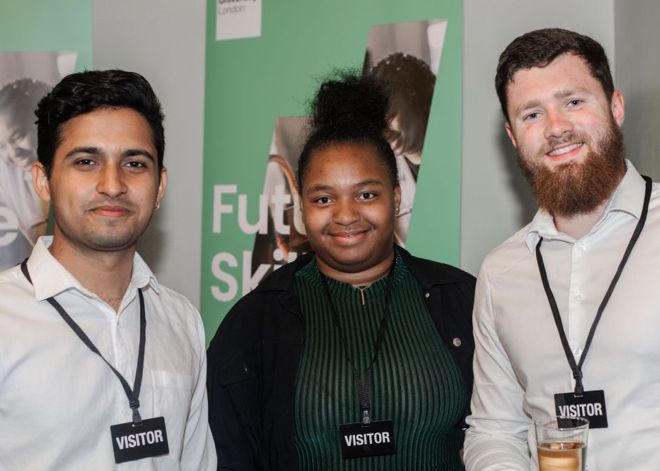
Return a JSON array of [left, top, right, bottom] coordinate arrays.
[[463, 263, 531, 470], [180, 312, 217, 471]]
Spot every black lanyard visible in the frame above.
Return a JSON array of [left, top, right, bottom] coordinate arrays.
[[535, 175, 652, 395], [319, 260, 395, 424], [21, 260, 147, 424]]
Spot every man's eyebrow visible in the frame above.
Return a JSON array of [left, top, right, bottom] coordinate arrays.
[[64, 146, 101, 158], [124, 148, 156, 161], [515, 88, 590, 116], [554, 88, 585, 99], [64, 147, 156, 162]]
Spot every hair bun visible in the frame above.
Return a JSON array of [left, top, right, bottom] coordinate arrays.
[[310, 71, 389, 133]]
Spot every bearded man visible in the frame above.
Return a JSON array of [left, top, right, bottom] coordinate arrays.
[[463, 28, 660, 471]]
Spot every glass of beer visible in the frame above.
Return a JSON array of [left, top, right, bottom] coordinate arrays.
[[535, 416, 589, 471]]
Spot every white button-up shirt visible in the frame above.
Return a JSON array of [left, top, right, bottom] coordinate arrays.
[[0, 237, 216, 470], [465, 162, 660, 471]]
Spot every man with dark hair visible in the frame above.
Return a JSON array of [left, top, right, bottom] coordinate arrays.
[[464, 28, 660, 470], [0, 70, 216, 469]]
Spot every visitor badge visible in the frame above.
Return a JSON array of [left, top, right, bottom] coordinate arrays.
[[111, 416, 170, 463], [555, 389, 608, 429], [339, 419, 395, 459]]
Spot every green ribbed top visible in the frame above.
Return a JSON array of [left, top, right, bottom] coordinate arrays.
[[293, 252, 468, 470]]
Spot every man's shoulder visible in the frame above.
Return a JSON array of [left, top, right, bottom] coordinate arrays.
[[479, 223, 534, 278], [156, 281, 196, 304], [153, 283, 201, 322], [0, 263, 32, 297]]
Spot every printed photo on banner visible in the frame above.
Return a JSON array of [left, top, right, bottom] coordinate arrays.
[[249, 20, 446, 277], [0, 51, 77, 270]]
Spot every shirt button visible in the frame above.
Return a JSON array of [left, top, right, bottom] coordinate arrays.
[[452, 337, 462, 347], [424, 292, 430, 298], [574, 293, 583, 302]]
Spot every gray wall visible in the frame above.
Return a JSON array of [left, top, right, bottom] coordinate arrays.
[[615, 0, 660, 180], [460, 0, 615, 274], [93, 0, 623, 305], [93, 0, 206, 306]]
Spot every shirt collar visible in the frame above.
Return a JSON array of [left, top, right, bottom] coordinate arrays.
[[26, 236, 160, 302], [525, 159, 646, 251]]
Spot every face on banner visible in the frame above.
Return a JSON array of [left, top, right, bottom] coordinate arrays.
[[0, 53, 77, 271], [0, 110, 37, 170]]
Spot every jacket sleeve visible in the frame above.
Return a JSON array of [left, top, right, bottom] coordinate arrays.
[[463, 263, 530, 470], [207, 302, 262, 471]]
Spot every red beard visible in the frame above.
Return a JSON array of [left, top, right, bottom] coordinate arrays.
[[518, 120, 626, 217]]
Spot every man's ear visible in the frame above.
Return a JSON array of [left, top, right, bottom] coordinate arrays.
[[156, 166, 168, 208], [611, 90, 625, 127], [32, 162, 51, 203], [505, 121, 518, 149]]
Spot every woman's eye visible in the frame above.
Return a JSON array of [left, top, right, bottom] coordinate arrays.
[[358, 192, 376, 200]]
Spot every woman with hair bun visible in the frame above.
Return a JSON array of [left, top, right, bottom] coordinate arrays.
[[207, 71, 475, 470]]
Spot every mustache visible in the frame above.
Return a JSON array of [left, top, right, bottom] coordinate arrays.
[[542, 132, 588, 154]]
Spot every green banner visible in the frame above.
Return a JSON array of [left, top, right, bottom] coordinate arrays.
[[202, 0, 463, 340], [0, 0, 91, 69]]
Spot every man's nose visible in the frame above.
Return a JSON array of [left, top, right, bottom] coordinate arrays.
[[544, 109, 573, 139], [97, 165, 127, 197]]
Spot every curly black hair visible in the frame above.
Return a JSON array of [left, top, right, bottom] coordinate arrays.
[[296, 70, 398, 189]]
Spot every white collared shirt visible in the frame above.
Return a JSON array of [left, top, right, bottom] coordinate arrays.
[[464, 161, 660, 471], [0, 237, 216, 470]]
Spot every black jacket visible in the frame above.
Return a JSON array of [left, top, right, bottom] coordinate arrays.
[[207, 247, 476, 470]]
